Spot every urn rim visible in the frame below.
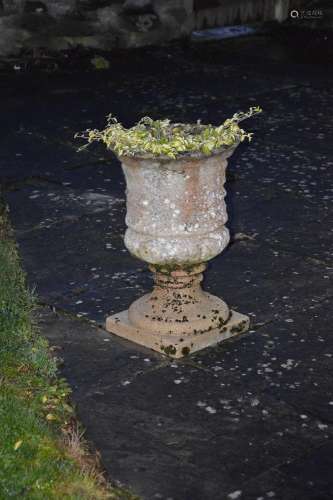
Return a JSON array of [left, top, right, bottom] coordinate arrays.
[[116, 142, 239, 164]]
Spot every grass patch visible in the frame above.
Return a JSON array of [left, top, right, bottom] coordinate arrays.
[[0, 203, 138, 499]]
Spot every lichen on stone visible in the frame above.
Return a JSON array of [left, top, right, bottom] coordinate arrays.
[[161, 344, 177, 356]]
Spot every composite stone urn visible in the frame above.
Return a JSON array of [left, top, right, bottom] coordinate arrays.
[[106, 145, 250, 357]]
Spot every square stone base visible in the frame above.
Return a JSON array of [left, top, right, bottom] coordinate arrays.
[[105, 310, 250, 358]]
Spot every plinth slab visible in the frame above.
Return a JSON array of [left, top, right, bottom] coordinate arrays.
[[106, 309, 250, 358]]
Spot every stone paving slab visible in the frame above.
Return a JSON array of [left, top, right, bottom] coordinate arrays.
[[5, 185, 125, 232], [13, 212, 146, 322], [36, 297, 333, 500]]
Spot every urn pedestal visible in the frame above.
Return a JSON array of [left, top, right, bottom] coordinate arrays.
[[106, 146, 249, 357]]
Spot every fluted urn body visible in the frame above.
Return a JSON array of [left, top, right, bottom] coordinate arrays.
[[122, 148, 232, 266], [106, 146, 249, 357]]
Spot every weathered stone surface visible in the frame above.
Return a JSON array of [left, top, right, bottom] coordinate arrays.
[[38, 301, 333, 500], [123, 0, 154, 14], [0, 16, 30, 56], [0, 0, 193, 55], [106, 307, 249, 357], [105, 136, 251, 356], [121, 151, 233, 265], [24, 1, 48, 14]]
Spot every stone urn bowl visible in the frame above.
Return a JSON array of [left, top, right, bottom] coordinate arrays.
[[106, 145, 249, 357]]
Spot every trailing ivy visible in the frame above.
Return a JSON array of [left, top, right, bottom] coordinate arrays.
[[76, 107, 262, 159]]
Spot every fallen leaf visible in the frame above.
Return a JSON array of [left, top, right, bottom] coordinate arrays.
[[91, 56, 110, 70], [233, 232, 258, 241], [14, 440, 23, 450], [46, 413, 57, 421]]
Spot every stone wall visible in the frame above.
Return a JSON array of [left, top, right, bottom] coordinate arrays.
[[0, 0, 299, 56], [0, 0, 194, 56], [193, 0, 302, 30]]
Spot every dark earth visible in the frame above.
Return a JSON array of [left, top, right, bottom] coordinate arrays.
[[1, 30, 333, 500]]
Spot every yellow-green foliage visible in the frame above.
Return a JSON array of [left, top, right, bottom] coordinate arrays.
[[77, 107, 262, 159]]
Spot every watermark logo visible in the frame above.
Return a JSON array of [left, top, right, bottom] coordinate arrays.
[[290, 8, 324, 20]]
